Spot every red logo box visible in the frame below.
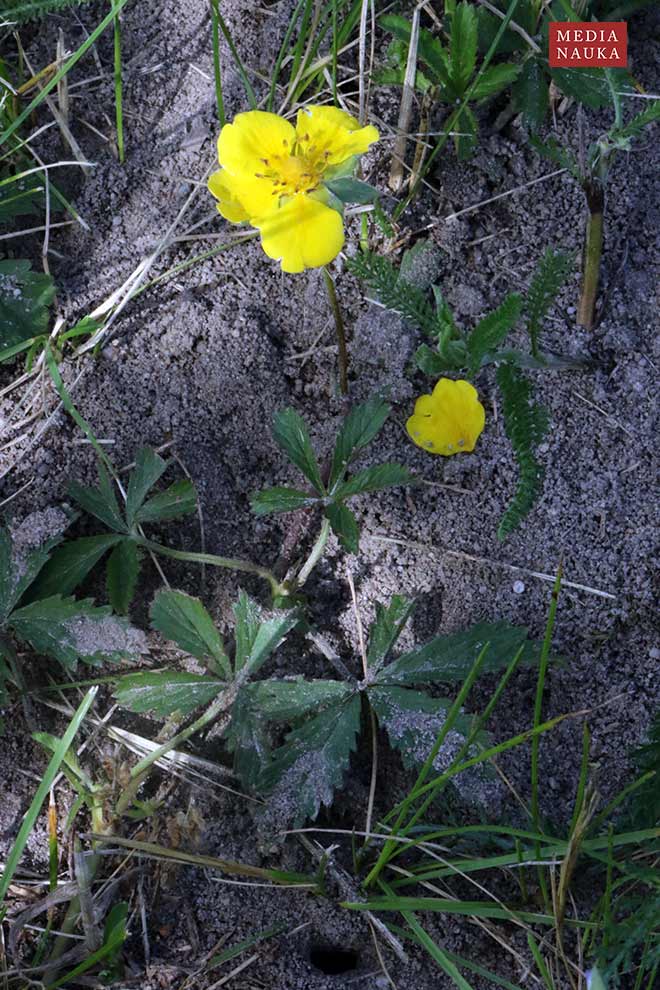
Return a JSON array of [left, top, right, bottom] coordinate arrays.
[[549, 22, 627, 68]]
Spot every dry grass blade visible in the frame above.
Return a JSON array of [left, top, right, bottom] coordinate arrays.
[[388, 5, 419, 192]]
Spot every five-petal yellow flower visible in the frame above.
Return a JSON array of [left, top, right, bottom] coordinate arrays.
[[407, 379, 486, 456], [208, 106, 378, 273]]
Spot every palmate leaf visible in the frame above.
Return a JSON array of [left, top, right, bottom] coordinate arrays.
[[471, 63, 519, 101], [414, 343, 463, 376], [0, 177, 45, 221], [224, 688, 272, 789], [106, 540, 141, 615], [0, 512, 69, 622], [377, 620, 539, 686], [550, 66, 633, 110], [151, 589, 230, 677], [333, 463, 414, 500], [454, 105, 478, 161], [329, 397, 391, 489], [114, 670, 225, 717], [325, 502, 360, 554], [27, 534, 124, 601], [233, 591, 299, 678], [247, 678, 353, 721], [449, 2, 478, 94], [250, 486, 317, 516], [135, 479, 197, 523], [68, 464, 127, 534], [366, 595, 416, 673], [380, 14, 452, 89], [0, 259, 55, 348], [125, 447, 168, 527], [9, 596, 146, 668], [466, 294, 522, 375], [259, 695, 361, 826], [369, 685, 479, 772], [512, 58, 549, 131], [271, 408, 324, 493]]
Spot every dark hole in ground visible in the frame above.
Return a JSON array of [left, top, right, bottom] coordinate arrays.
[[309, 945, 359, 975]]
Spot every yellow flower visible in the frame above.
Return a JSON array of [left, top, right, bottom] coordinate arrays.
[[208, 106, 379, 273], [406, 379, 486, 456]]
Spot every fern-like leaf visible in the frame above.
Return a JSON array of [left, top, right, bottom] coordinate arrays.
[[496, 363, 548, 540], [347, 251, 438, 337], [466, 294, 521, 376], [2, 0, 92, 23], [526, 249, 574, 357]]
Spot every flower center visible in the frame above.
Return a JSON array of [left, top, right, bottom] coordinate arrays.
[[256, 135, 330, 197]]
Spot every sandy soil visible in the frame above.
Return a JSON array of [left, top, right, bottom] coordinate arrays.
[[1, 1, 658, 987]]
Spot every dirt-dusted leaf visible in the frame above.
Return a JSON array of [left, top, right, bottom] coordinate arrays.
[[466, 293, 522, 375], [325, 502, 360, 555], [471, 63, 519, 101], [0, 259, 55, 348], [454, 104, 478, 160], [367, 596, 415, 673], [224, 688, 272, 789], [106, 540, 141, 614], [115, 670, 225, 717], [28, 533, 124, 601], [260, 695, 361, 825], [329, 398, 390, 489], [324, 176, 380, 205], [151, 589, 230, 677], [0, 510, 70, 622], [68, 464, 126, 534], [449, 1, 478, 94], [250, 486, 318, 517], [10, 596, 146, 668], [271, 408, 324, 493], [247, 678, 353, 721], [377, 621, 539, 686], [125, 448, 168, 526], [512, 58, 548, 130], [135, 479, 197, 524], [233, 591, 298, 678], [550, 67, 633, 110], [369, 685, 477, 772], [333, 463, 414, 500]]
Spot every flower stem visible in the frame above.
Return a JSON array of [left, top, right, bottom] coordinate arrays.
[[322, 266, 349, 396], [136, 537, 283, 598], [577, 182, 604, 331], [295, 517, 331, 587]]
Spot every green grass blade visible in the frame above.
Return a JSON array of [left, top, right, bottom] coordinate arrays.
[[210, 0, 226, 125], [0, 687, 97, 907], [112, 1, 124, 162]]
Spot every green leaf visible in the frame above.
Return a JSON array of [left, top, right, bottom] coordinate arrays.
[[271, 408, 324, 493], [380, 13, 452, 88], [224, 688, 272, 788], [414, 343, 464, 376], [449, 2, 478, 94], [616, 98, 660, 141], [466, 294, 522, 375], [377, 621, 539, 687], [0, 177, 45, 221], [324, 177, 380, 204], [367, 596, 415, 672], [233, 591, 298, 678], [325, 502, 360, 554], [28, 534, 124, 600], [329, 397, 391, 489], [550, 67, 632, 110], [471, 63, 519, 101], [0, 513, 69, 621], [260, 695, 361, 825], [125, 447, 168, 526], [346, 252, 438, 340], [0, 259, 55, 348], [454, 104, 479, 160], [135, 479, 197, 524], [248, 678, 353, 721], [526, 249, 573, 357], [68, 465, 126, 534], [10, 596, 146, 668], [106, 540, 140, 614], [150, 589, 230, 677], [333, 463, 413, 500], [115, 670, 225, 717], [496, 363, 548, 540], [512, 58, 548, 131], [0, 1, 97, 25], [369, 685, 478, 771], [250, 486, 318, 516]]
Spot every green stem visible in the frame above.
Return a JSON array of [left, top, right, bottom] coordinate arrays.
[[322, 267, 349, 396], [577, 184, 604, 331], [295, 517, 331, 587], [136, 537, 283, 597], [112, 2, 124, 162]]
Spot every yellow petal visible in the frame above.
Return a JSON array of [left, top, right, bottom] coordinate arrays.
[[255, 193, 344, 273], [406, 378, 485, 456], [217, 110, 296, 177], [208, 169, 249, 223], [295, 105, 379, 165], [209, 167, 282, 224]]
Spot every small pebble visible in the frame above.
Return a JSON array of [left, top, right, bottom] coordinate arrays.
[[513, 580, 525, 594]]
